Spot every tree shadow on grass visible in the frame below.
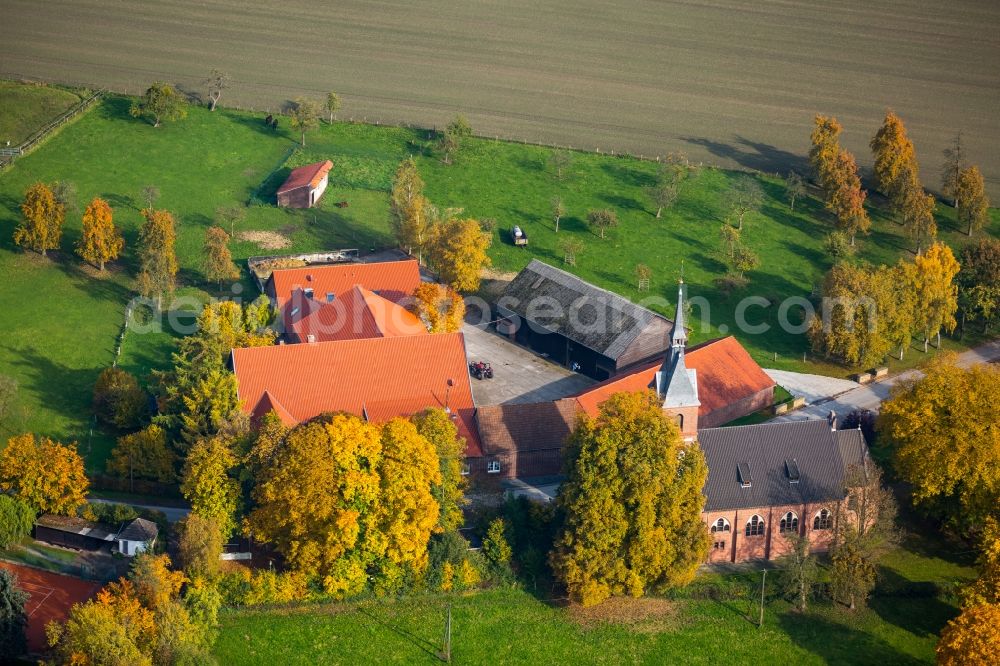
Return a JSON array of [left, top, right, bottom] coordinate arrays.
[[599, 193, 644, 213], [778, 609, 922, 666], [600, 162, 655, 189], [681, 136, 810, 176], [355, 605, 440, 660]]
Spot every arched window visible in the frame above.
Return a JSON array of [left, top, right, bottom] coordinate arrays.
[[813, 508, 833, 530], [676, 414, 684, 430], [710, 518, 731, 533], [779, 511, 799, 533], [745, 515, 765, 537]]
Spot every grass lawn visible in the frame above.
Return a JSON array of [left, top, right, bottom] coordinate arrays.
[[213, 529, 975, 665], [0, 90, 997, 472], [0, 81, 83, 145]]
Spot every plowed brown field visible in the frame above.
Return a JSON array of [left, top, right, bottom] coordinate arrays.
[[2, 0, 999, 195]]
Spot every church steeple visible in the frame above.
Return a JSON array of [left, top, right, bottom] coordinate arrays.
[[651, 279, 700, 439]]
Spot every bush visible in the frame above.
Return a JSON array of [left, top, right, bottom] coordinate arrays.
[[823, 231, 855, 259], [216, 568, 312, 607], [83, 501, 139, 526], [92, 367, 148, 429], [0, 495, 35, 548]]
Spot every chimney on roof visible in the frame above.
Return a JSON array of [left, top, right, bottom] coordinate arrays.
[[828, 410, 837, 431], [306, 274, 313, 282], [306, 334, 316, 344]]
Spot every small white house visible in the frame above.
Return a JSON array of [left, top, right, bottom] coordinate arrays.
[[116, 517, 158, 557]]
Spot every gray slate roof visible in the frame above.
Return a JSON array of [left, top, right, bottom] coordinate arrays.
[[117, 517, 159, 542], [699, 419, 865, 512], [498, 260, 672, 360]]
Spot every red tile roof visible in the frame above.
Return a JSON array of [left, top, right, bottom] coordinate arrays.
[[276, 160, 333, 194], [573, 336, 774, 419], [287, 285, 427, 343], [270, 260, 422, 310], [232, 333, 482, 457]]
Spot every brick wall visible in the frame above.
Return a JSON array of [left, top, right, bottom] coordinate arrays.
[[699, 385, 775, 428], [703, 500, 842, 563]]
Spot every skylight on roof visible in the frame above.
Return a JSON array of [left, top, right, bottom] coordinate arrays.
[[532, 276, 545, 289]]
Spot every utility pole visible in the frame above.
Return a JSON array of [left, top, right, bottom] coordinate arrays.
[[758, 569, 767, 629]]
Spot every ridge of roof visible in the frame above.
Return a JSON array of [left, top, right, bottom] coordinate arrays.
[[276, 160, 333, 194]]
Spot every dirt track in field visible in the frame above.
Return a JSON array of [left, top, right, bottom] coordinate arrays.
[[3, 0, 999, 195]]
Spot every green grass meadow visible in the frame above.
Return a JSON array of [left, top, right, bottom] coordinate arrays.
[[0, 80, 83, 145], [214, 530, 975, 665], [0, 88, 997, 472]]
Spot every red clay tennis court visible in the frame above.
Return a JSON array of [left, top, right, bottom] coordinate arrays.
[[0, 562, 102, 653]]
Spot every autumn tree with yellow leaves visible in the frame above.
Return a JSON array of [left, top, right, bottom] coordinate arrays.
[[879, 357, 1000, 532], [912, 242, 960, 351], [901, 184, 938, 255], [870, 110, 919, 203], [809, 115, 843, 192], [247, 413, 443, 595], [14, 182, 64, 256], [202, 226, 239, 288], [956, 166, 990, 237], [936, 604, 1000, 666], [409, 282, 466, 333], [551, 391, 709, 607], [412, 407, 467, 533], [826, 149, 871, 245], [76, 197, 124, 270], [428, 216, 492, 293], [0, 433, 88, 515], [107, 425, 176, 487]]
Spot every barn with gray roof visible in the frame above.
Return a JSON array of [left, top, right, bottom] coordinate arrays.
[[496, 260, 674, 380]]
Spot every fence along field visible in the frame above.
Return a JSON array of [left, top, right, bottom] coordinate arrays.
[[2, 0, 999, 197]]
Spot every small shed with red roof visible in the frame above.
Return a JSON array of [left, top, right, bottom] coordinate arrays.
[[277, 160, 333, 208]]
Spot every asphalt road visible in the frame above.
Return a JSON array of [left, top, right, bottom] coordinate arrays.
[[89, 497, 190, 523], [770, 339, 1000, 423]]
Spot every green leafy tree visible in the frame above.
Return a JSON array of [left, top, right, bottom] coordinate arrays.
[[551, 391, 709, 606], [325, 91, 341, 123], [823, 231, 855, 259], [0, 570, 28, 659], [390, 158, 431, 262], [412, 408, 467, 532], [93, 367, 147, 429], [786, 170, 806, 211], [288, 97, 321, 147], [129, 82, 188, 127], [482, 518, 513, 569], [177, 514, 224, 579], [137, 209, 178, 312], [107, 425, 176, 487], [439, 114, 472, 165], [0, 495, 34, 549], [778, 532, 818, 612], [181, 437, 241, 539], [14, 182, 64, 256], [830, 541, 877, 611]]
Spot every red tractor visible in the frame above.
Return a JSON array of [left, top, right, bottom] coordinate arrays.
[[469, 361, 494, 380]]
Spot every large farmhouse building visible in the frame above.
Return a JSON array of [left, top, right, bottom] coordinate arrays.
[[496, 260, 675, 380], [264, 259, 424, 343], [276, 160, 333, 208], [231, 333, 483, 459]]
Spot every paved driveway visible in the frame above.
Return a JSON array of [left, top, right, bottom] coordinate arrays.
[[462, 323, 594, 406], [771, 340, 1000, 423], [765, 370, 859, 405]]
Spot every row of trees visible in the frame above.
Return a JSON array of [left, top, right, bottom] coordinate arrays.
[[808, 241, 961, 366]]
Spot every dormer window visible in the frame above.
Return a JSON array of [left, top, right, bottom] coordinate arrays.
[[326, 292, 335, 303], [737, 462, 752, 488], [785, 459, 800, 484], [304, 288, 314, 299]]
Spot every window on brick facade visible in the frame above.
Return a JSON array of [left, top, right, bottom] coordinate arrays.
[[779, 511, 799, 533], [813, 508, 832, 530], [745, 515, 765, 537], [713, 540, 727, 550], [487, 460, 501, 474], [710, 518, 731, 533]]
